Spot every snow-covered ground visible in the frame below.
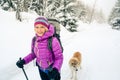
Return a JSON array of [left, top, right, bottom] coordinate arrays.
[[0, 9, 120, 80]]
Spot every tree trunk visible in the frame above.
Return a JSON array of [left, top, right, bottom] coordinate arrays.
[[16, 0, 22, 21]]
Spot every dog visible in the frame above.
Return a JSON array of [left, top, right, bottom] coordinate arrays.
[[69, 52, 82, 80]]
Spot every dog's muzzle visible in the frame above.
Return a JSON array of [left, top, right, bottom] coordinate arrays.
[[74, 66, 78, 71], [76, 68, 78, 71]]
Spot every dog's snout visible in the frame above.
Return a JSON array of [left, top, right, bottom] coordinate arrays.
[[76, 69, 78, 71]]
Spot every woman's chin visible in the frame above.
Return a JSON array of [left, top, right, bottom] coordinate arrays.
[[37, 34, 43, 36]]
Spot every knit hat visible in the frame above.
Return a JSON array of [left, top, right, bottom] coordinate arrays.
[[34, 17, 49, 29]]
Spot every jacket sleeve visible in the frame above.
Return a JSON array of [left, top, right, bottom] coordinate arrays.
[[23, 37, 36, 64], [52, 37, 63, 71]]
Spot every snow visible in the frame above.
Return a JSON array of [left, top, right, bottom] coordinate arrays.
[[0, 9, 120, 80]]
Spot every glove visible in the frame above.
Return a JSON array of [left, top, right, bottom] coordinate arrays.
[[48, 68, 60, 80], [16, 59, 25, 68]]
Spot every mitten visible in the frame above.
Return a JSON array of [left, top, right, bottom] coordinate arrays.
[[16, 59, 25, 68], [48, 68, 60, 80]]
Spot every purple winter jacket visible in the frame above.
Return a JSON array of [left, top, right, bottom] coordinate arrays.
[[23, 24, 63, 71]]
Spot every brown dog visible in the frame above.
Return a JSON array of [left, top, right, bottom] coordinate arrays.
[[69, 52, 82, 80]]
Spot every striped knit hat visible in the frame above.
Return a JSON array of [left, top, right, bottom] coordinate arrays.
[[34, 16, 49, 29]]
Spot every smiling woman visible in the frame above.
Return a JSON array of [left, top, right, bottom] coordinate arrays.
[[16, 16, 63, 80]]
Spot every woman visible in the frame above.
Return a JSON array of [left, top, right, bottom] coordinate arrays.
[[16, 16, 63, 80]]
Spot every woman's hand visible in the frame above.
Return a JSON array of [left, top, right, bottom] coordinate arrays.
[[48, 68, 60, 80], [16, 59, 25, 68]]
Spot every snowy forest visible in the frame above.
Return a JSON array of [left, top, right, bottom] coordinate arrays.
[[0, 0, 120, 30]]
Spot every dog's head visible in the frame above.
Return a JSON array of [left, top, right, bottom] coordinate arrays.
[[69, 58, 80, 71]]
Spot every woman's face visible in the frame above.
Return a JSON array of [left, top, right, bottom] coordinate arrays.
[[34, 24, 48, 36]]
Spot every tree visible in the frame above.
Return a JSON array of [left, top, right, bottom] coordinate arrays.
[[0, 0, 16, 11], [29, 0, 43, 15], [16, 0, 22, 21], [22, 0, 30, 12], [72, 1, 87, 22], [58, 0, 78, 31], [108, 0, 120, 24]]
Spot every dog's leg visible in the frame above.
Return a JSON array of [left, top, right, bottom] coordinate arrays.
[[71, 69, 74, 79], [75, 71, 77, 80], [72, 70, 77, 80], [74, 71, 77, 80]]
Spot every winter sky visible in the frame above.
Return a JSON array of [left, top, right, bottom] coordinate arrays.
[[80, 0, 116, 17]]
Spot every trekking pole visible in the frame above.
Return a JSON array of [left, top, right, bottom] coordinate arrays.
[[20, 58, 29, 80]]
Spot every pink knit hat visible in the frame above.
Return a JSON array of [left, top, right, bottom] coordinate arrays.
[[34, 17, 49, 29]]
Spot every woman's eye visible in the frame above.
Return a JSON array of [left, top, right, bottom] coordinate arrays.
[[35, 26, 39, 28], [41, 26, 44, 28]]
